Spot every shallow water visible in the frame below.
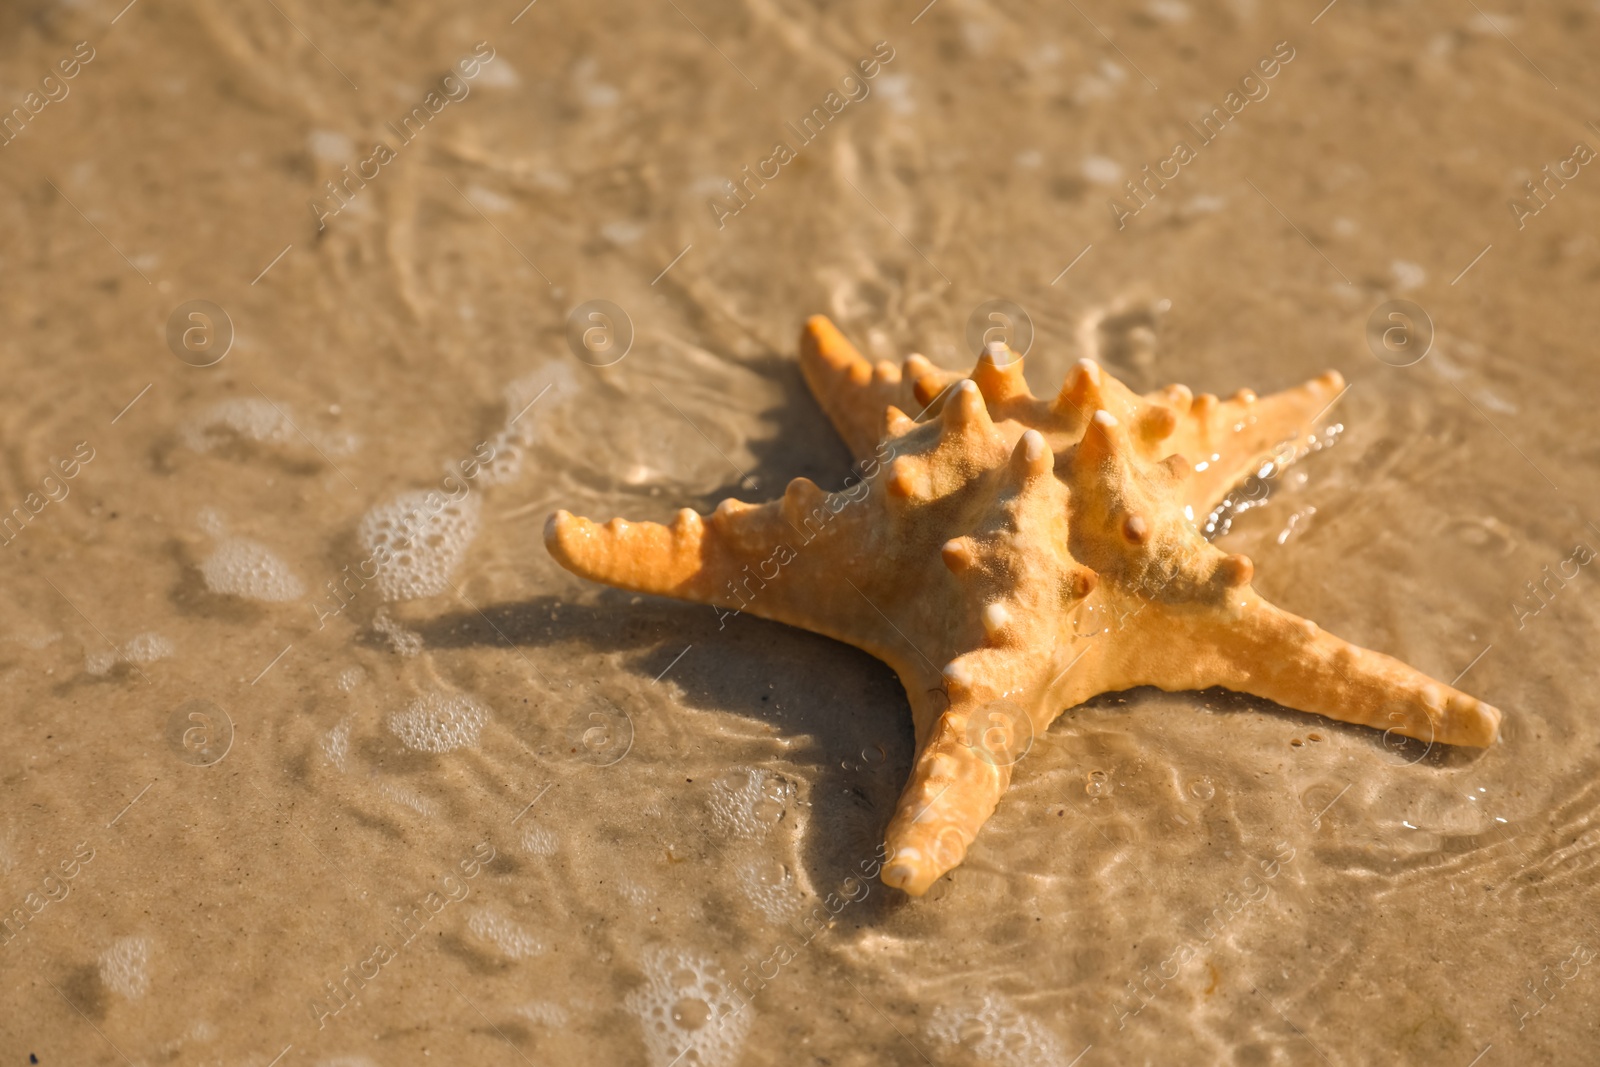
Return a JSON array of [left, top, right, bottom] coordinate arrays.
[[3, 0, 1599, 1063]]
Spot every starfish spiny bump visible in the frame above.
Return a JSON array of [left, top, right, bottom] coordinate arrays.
[[545, 315, 1502, 896]]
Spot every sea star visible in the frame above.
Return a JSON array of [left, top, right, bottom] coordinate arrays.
[[545, 315, 1502, 896]]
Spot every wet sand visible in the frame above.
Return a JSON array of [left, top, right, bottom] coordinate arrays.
[[2, 0, 1599, 1063]]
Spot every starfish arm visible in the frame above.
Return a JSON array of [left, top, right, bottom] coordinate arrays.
[[544, 507, 727, 599], [1117, 591, 1500, 747], [799, 316, 960, 459], [879, 693, 1019, 897], [545, 482, 891, 646], [1153, 370, 1345, 515]]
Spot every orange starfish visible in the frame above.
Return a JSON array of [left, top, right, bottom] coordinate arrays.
[[545, 316, 1501, 896]]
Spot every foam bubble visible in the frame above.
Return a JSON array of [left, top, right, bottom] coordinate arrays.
[[122, 632, 173, 664], [387, 690, 490, 753], [927, 993, 1067, 1067], [98, 936, 152, 999], [376, 779, 437, 817], [182, 398, 358, 457], [467, 908, 544, 959], [516, 1001, 569, 1027], [10, 626, 60, 651], [196, 507, 226, 538], [498, 366, 579, 448], [357, 490, 481, 601], [1081, 155, 1123, 185], [472, 428, 527, 487], [625, 947, 751, 1067], [371, 607, 422, 656], [465, 372, 560, 486], [308, 129, 353, 162], [708, 768, 792, 840], [200, 538, 304, 602], [476, 56, 521, 89], [519, 825, 558, 857], [321, 719, 351, 771], [183, 398, 296, 452], [87, 632, 175, 676], [336, 666, 365, 691], [735, 859, 801, 924]]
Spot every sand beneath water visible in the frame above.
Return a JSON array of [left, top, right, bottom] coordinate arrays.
[[2, 0, 1598, 1063]]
